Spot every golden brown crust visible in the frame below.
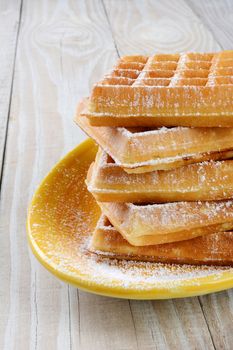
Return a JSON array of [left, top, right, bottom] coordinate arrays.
[[77, 51, 233, 265], [89, 215, 233, 266], [98, 201, 233, 246], [87, 149, 233, 203], [86, 52, 233, 127], [76, 99, 233, 173]]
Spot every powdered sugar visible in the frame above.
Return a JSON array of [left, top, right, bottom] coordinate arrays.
[[90, 53, 233, 119], [29, 142, 233, 295], [80, 232, 232, 290]]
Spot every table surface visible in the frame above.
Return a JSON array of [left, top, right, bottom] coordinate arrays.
[[0, 0, 233, 349]]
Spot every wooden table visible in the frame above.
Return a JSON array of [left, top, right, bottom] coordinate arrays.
[[0, 1, 233, 349]]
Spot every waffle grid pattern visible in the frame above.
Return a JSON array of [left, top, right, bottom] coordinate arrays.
[[101, 51, 233, 88]]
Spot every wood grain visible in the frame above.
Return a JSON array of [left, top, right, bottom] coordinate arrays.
[[0, 0, 22, 181], [129, 299, 214, 349], [76, 292, 138, 350], [103, 0, 220, 55], [199, 291, 233, 349], [0, 0, 232, 349], [187, 0, 233, 49]]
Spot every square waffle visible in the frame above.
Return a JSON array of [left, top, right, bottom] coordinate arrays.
[[98, 200, 233, 246], [76, 99, 233, 173], [87, 149, 233, 203], [83, 51, 233, 127], [90, 215, 233, 266]]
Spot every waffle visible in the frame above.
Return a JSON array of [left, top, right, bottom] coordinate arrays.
[[84, 51, 233, 127], [76, 100, 233, 173], [87, 149, 233, 203], [90, 215, 233, 266], [98, 200, 233, 246]]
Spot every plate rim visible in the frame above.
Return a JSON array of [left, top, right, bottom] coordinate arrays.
[[27, 138, 233, 299]]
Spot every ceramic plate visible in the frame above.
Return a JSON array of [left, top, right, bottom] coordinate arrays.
[[27, 139, 233, 299]]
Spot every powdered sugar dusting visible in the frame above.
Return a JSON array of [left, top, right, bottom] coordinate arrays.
[[29, 148, 233, 294], [78, 234, 231, 289], [89, 52, 233, 120], [78, 105, 233, 171]]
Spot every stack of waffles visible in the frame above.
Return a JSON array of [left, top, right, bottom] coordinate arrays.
[[75, 51, 233, 266]]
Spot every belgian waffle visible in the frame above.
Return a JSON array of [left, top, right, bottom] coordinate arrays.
[[90, 215, 233, 266], [76, 99, 233, 173], [98, 200, 233, 246], [87, 149, 233, 203], [84, 51, 233, 127]]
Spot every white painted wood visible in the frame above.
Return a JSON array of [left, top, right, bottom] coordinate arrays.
[[103, 0, 220, 56], [76, 292, 138, 350], [199, 290, 233, 349], [0, 0, 22, 176], [187, 0, 233, 49], [129, 299, 214, 350]]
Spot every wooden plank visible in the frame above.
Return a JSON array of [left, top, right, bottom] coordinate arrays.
[[0, 0, 22, 181], [76, 292, 138, 350], [0, 1, 140, 349], [187, 0, 233, 49], [103, 0, 220, 55], [199, 291, 233, 349], [129, 299, 214, 350]]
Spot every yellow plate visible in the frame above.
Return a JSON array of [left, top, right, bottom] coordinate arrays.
[[27, 139, 233, 299]]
